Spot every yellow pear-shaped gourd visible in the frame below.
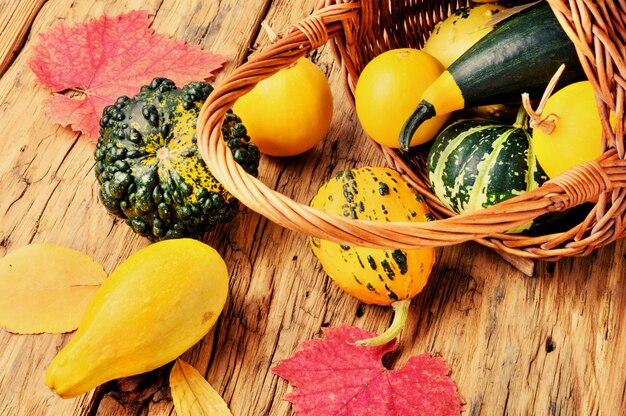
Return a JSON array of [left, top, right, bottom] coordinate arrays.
[[310, 167, 435, 307], [45, 238, 228, 398]]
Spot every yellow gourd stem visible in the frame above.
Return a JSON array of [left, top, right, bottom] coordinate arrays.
[[354, 300, 411, 347], [521, 64, 566, 135]]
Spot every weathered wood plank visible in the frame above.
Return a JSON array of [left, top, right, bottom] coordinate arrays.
[[0, 0, 624, 415], [401, 240, 626, 415], [0, 0, 46, 76]]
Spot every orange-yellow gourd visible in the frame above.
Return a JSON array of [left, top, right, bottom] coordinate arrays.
[[354, 49, 449, 148], [45, 239, 228, 398], [232, 57, 333, 157], [309, 167, 435, 306], [531, 81, 609, 178]]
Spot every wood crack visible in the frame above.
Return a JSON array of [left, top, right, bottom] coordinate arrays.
[[239, 0, 275, 61], [28, 179, 61, 241], [502, 379, 511, 415], [4, 181, 29, 217]]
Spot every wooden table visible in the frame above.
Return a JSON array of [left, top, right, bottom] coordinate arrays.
[[0, 0, 624, 415]]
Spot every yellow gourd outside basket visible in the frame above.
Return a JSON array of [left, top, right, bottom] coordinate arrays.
[[196, 0, 626, 275]]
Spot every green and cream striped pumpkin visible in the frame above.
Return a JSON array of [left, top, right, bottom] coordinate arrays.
[[426, 111, 548, 233]]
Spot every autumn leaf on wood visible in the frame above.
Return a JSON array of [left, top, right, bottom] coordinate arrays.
[[29, 11, 227, 141], [0, 243, 107, 334], [170, 358, 233, 416], [272, 325, 464, 416]]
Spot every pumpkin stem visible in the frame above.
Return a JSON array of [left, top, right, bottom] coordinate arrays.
[[354, 300, 411, 347], [521, 64, 565, 135]]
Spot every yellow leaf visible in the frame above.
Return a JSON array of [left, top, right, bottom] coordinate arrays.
[[170, 358, 233, 416], [0, 243, 107, 334]]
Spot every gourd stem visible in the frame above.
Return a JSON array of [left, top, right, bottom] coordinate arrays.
[[512, 105, 530, 130], [399, 101, 436, 151], [354, 300, 411, 347], [521, 64, 565, 134], [260, 21, 297, 69]]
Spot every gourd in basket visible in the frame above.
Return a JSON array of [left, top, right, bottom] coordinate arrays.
[[398, 1, 587, 150], [195, 0, 625, 276]]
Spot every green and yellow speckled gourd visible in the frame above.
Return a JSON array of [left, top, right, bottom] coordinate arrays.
[[95, 78, 260, 241], [310, 167, 436, 345]]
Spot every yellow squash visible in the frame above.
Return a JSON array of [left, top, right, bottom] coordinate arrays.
[[531, 81, 607, 178], [354, 48, 449, 148], [45, 238, 228, 398]]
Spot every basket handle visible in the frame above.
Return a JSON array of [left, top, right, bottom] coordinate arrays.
[[197, 1, 626, 250]]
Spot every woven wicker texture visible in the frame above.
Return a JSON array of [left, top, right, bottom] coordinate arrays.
[[197, 0, 626, 262]]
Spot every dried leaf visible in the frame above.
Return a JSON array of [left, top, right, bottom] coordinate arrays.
[[170, 358, 233, 416], [272, 325, 464, 416], [0, 243, 106, 334], [29, 10, 228, 141]]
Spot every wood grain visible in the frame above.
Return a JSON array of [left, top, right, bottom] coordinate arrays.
[[0, 0, 624, 415], [0, 0, 46, 76]]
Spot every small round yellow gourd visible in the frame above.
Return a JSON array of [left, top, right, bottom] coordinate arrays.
[[45, 239, 228, 398], [354, 48, 449, 148], [531, 81, 608, 179], [233, 57, 333, 157]]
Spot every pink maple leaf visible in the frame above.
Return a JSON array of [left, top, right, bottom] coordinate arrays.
[[29, 10, 227, 141], [272, 325, 464, 416]]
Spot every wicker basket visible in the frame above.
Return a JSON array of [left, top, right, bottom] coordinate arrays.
[[197, 0, 626, 273]]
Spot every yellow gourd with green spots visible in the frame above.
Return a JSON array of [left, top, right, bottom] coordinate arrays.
[[310, 167, 435, 307]]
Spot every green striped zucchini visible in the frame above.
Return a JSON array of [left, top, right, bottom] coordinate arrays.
[[427, 111, 547, 233]]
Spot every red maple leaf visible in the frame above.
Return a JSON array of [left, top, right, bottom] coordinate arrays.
[[29, 11, 227, 141], [272, 325, 464, 416]]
